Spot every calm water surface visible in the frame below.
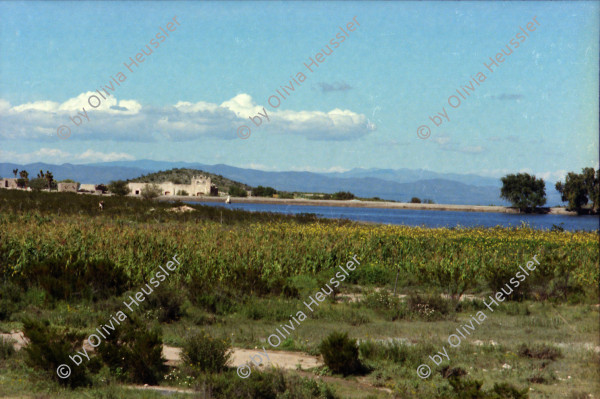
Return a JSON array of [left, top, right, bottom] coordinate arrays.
[[187, 201, 599, 232]]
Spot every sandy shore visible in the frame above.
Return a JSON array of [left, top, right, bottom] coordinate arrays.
[[160, 196, 576, 216]]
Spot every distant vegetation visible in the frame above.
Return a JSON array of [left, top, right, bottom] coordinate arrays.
[[140, 183, 162, 200], [555, 167, 599, 213], [107, 180, 130, 196], [228, 184, 248, 197], [251, 185, 277, 197], [500, 168, 599, 214], [306, 191, 356, 200], [500, 173, 547, 213]]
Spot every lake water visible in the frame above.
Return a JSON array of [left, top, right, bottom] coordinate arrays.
[[187, 201, 599, 232]]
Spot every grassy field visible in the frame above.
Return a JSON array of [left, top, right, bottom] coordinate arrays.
[[0, 189, 598, 398]]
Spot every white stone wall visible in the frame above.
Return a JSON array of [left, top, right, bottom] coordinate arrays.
[[0, 178, 18, 189], [127, 175, 212, 197]]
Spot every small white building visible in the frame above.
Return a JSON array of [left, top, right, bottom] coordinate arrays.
[[128, 175, 213, 197], [0, 178, 18, 189], [58, 182, 78, 192]]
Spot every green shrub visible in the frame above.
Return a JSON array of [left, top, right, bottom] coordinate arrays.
[[0, 337, 16, 360], [278, 192, 294, 199], [141, 183, 162, 200], [0, 282, 22, 321], [407, 293, 455, 320], [331, 191, 355, 200], [252, 186, 277, 197], [362, 290, 401, 312], [176, 190, 189, 196], [488, 382, 529, 398], [145, 284, 184, 323], [107, 180, 130, 196], [22, 318, 92, 388], [359, 340, 434, 367], [97, 315, 166, 384], [182, 330, 231, 373], [518, 344, 562, 361], [319, 332, 361, 376], [346, 265, 394, 285], [21, 257, 129, 301], [228, 185, 248, 197]]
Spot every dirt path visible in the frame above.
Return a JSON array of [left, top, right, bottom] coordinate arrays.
[[1, 330, 323, 371], [162, 345, 322, 370]]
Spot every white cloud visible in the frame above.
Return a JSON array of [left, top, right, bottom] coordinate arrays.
[[0, 148, 134, 164], [474, 168, 568, 182], [241, 163, 350, 173], [0, 94, 374, 142]]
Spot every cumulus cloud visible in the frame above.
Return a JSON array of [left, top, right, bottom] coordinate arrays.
[[0, 148, 134, 164], [0, 93, 374, 142]]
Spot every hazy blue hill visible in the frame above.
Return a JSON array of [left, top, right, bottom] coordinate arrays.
[[1, 160, 565, 206]]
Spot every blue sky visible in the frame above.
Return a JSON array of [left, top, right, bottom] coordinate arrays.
[[0, 1, 598, 181]]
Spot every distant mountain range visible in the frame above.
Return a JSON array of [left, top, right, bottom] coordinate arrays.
[[0, 160, 565, 206]]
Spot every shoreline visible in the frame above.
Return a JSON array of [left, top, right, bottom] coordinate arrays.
[[159, 195, 577, 216]]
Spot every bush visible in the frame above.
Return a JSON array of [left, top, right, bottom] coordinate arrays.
[[441, 375, 530, 398], [107, 180, 130, 196], [0, 281, 22, 321], [252, 186, 277, 197], [332, 191, 355, 200], [407, 293, 455, 320], [182, 331, 231, 373], [410, 197, 421, 203], [22, 318, 92, 388], [96, 184, 108, 194], [319, 332, 361, 376], [518, 344, 562, 361], [176, 190, 189, 196], [278, 192, 294, 199], [29, 177, 47, 192], [228, 185, 248, 197], [145, 284, 184, 323], [192, 370, 339, 399], [141, 183, 162, 200], [0, 337, 15, 360], [190, 284, 239, 315], [97, 315, 166, 384], [21, 257, 129, 301]]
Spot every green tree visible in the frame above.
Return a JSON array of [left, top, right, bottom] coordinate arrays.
[[96, 184, 108, 194], [252, 186, 277, 197], [28, 178, 47, 191], [555, 168, 600, 213], [44, 171, 54, 190], [332, 191, 355, 200], [410, 197, 421, 204], [228, 185, 248, 197], [12, 169, 18, 178], [500, 173, 546, 212], [582, 167, 600, 212], [18, 170, 29, 188], [555, 172, 588, 211], [107, 180, 131, 196], [141, 183, 162, 200]]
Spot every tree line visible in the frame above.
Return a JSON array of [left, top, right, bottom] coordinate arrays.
[[500, 167, 599, 214]]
